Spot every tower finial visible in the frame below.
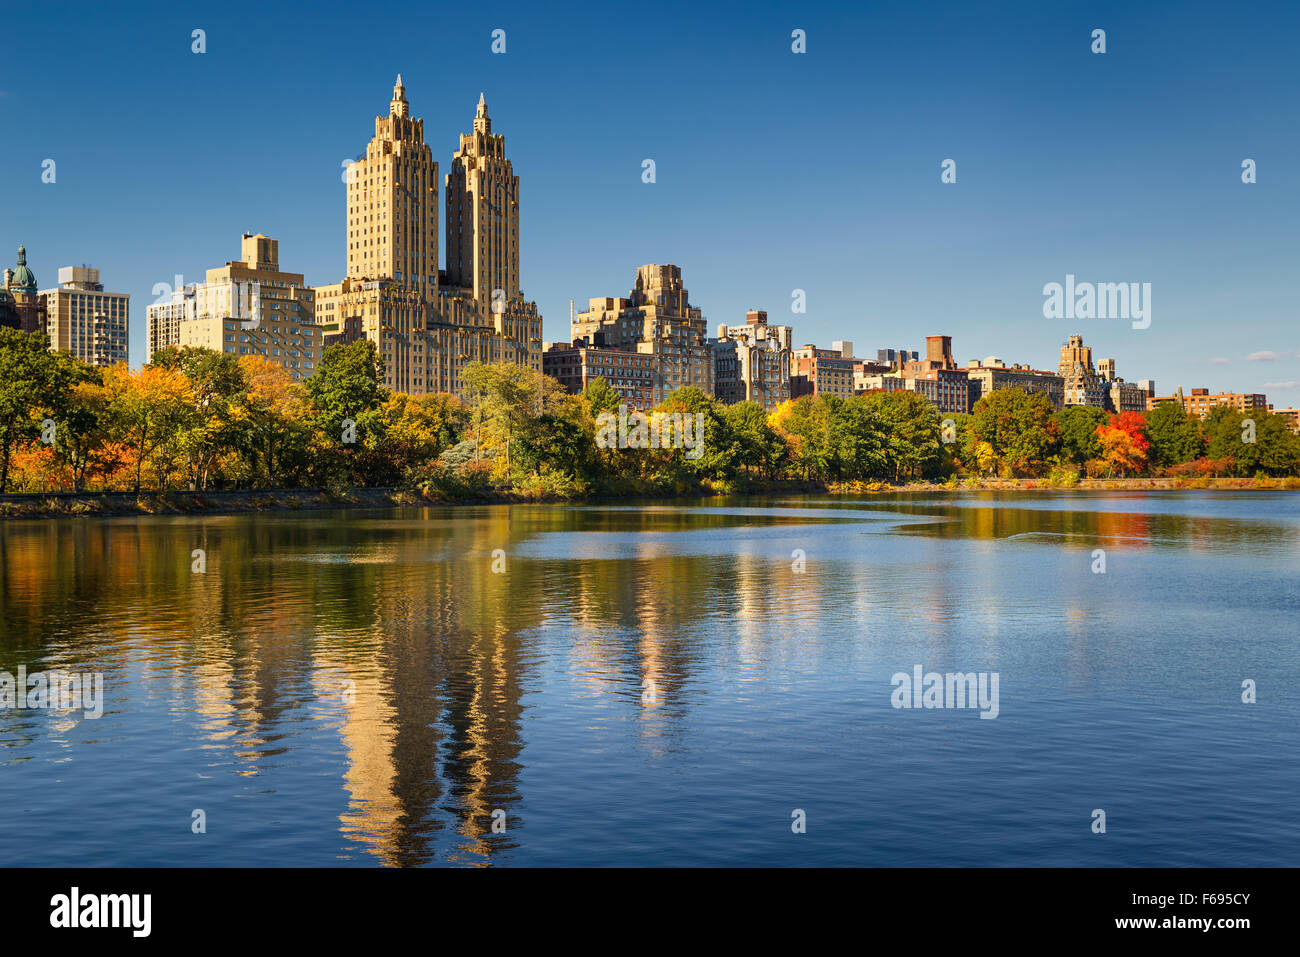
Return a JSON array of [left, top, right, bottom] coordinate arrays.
[[390, 75, 409, 118], [473, 93, 491, 134]]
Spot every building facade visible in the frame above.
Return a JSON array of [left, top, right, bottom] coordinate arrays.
[[876, 348, 918, 369], [791, 342, 856, 399], [965, 358, 1065, 410], [712, 310, 792, 410], [1274, 409, 1300, 434], [895, 335, 972, 413], [1149, 387, 1270, 418], [543, 339, 656, 411], [41, 265, 129, 366], [571, 264, 713, 405]]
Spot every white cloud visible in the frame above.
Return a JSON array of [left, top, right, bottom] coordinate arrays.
[[1209, 357, 1230, 365], [1263, 381, 1299, 390], [1246, 350, 1280, 361]]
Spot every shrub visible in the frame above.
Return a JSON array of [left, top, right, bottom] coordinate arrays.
[[512, 471, 585, 501], [1047, 465, 1080, 487]]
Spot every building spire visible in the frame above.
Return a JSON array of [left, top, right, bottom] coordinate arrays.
[[473, 92, 491, 134], [390, 74, 408, 118]]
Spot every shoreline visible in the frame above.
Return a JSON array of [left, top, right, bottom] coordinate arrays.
[[1, 476, 1296, 519]]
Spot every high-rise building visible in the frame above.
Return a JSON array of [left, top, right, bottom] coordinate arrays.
[[897, 335, 971, 413], [1057, 335, 1107, 407], [876, 348, 918, 368], [571, 265, 713, 404], [146, 283, 197, 362], [347, 74, 438, 296], [162, 234, 322, 380], [1091, 354, 1150, 413], [791, 341, 856, 399], [712, 310, 793, 410], [41, 265, 129, 366], [317, 79, 541, 396], [445, 93, 519, 306]]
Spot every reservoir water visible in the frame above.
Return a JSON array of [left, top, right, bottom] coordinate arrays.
[[1, 492, 1296, 866]]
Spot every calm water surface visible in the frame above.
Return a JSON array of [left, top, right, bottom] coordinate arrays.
[[1, 491, 1296, 866]]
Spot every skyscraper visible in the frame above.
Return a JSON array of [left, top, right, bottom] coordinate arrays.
[[346, 75, 438, 297], [445, 94, 519, 306], [41, 266, 129, 367]]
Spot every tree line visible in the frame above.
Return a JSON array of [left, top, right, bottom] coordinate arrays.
[[2, 326, 1297, 496]]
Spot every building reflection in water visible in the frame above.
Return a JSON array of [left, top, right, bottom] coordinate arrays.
[[1, 495, 1295, 865]]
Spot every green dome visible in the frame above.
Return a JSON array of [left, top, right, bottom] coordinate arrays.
[[10, 245, 37, 292]]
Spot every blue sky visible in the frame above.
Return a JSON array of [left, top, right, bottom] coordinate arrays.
[[4, 0, 1298, 400]]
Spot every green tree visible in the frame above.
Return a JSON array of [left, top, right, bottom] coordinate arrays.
[[581, 377, 622, 416], [1055, 405, 1108, 466], [1203, 406, 1300, 476], [461, 361, 569, 476], [0, 328, 62, 493], [724, 401, 784, 479], [1143, 401, 1204, 471], [969, 388, 1060, 476], [862, 390, 943, 481], [826, 394, 887, 480], [306, 340, 386, 439], [305, 340, 387, 484]]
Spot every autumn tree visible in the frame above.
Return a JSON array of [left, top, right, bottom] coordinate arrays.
[[101, 363, 195, 492], [1094, 411, 1151, 476]]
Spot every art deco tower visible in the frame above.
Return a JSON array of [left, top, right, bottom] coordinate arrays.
[[347, 75, 439, 297], [444, 94, 520, 305], [316, 81, 542, 397]]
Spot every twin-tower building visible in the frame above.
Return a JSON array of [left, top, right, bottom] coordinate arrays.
[[314, 77, 541, 394], [147, 77, 541, 393]]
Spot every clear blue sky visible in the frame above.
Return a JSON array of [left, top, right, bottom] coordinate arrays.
[[4, 0, 1298, 400]]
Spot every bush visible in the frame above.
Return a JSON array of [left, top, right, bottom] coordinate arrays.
[[512, 471, 585, 501], [417, 461, 493, 500], [1047, 465, 1080, 487]]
